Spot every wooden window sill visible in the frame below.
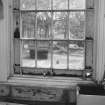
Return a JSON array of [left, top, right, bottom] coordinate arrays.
[[0, 76, 94, 87]]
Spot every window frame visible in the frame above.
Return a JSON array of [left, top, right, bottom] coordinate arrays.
[[11, 0, 95, 78], [0, 0, 104, 83]]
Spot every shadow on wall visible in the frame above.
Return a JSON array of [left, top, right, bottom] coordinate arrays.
[[0, 0, 3, 19]]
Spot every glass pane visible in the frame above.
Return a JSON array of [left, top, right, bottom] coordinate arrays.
[[53, 0, 68, 10], [53, 12, 68, 39], [69, 41, 85, 70], [20, 0, 35, 10], [53, 41, 67, 69], [21, 12, 35, 38], [37, 12, 52, 39], [69, 0, 85, 9], [69, 12, 85, 40], [37, 41, 51, 68], [37, 0, 51, 10], [21, 41, 35, 67]]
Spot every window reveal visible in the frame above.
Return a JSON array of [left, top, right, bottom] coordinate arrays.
[[13, 0, 94, 77], [0, 0, 3, 19]]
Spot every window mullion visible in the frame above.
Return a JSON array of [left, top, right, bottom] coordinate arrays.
[[20, 41, 23, 75], [35, 0, 37, 69], [34, 12, 37, 69], [84, 10, 87, 70], [67, 12, 69, 70], [51, 10, 53, 70], [20, 10, 23, 75]]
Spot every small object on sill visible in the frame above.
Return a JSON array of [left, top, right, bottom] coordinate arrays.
[[13, 8, 20, 11], [43, 72, 46, 77], [86, 37, 93, 40], [87, 7, 94, 9], [85, 66, 92, 70], [43, 71, 56, 77], [14, 64, 20, 67], [82, 69, 93, 80], [46, 71, 51, 76], [50, 70, 56, 76], [14, 64, 21, 74]]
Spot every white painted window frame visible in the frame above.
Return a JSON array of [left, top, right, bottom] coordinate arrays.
[[0, 0, 105, 83]]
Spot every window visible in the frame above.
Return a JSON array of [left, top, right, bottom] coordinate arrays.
[[13, 0, 94, 77]]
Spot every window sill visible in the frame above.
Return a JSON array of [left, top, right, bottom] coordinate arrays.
[[0, 76, 95, 87]]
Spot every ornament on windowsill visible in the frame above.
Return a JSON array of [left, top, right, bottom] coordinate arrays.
[[0, 0, 3, 19]]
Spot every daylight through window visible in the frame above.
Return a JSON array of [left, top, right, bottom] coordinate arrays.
[[13, 0, 94, 77]]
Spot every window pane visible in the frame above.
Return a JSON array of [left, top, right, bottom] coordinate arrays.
[[53, 41, 67, 69], [21, 41, 35, 67], [69, 0, 85, 9], [69, 12, 85, 40], [53, 12, 68, 39], [53, 0, 68, 10], [37, 41, 51, 68], [20, 0, 35, 10], [37, 12, 52, 39], [37, 0, 51, 10], [69, 41, 85, 70], [21, 12, 35, 38]]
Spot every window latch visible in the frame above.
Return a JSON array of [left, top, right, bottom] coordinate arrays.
[[14, 27, 20, 38], [86, 37, 93, 40]]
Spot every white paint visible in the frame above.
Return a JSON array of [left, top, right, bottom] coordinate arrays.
[[95, 0, 105, 82], [0, 0, 10, 81], [0, 103, 25, 105]]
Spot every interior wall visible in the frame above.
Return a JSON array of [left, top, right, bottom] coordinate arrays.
[[95, 0, 105, 82], [0, 0, 10, 81]]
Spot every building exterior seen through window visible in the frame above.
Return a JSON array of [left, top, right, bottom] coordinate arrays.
[[13, 0, 94, 77]]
